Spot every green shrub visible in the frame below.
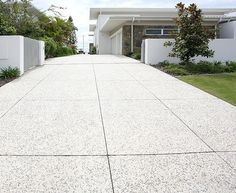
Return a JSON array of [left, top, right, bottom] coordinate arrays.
[[131, 52, 141, 60], [125, 52, 133, 57], [158, 60, 174, 67], [55, 46, 74, 57], [162, 65, 189, 76], [225, 61, 236, 72], [212, 61, 226, 73], [41, 37, 58, 58], [41, 37, 74, 58], [186, 61, 225, 74], [91, 46, 96, 54], [0, 67, 20, 79], [154, 60, 236, 76], [191, 61, 214, 73], [70, 45, 78, 54]]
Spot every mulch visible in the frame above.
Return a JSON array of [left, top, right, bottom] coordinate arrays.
[[0, 78, 15, 87]]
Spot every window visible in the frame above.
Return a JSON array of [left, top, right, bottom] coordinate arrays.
[[145, 29, 162, 35], [163, 29, 178, 35], [145, 28, 179, 36]]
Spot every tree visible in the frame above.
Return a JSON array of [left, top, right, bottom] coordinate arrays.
[[165, 2, 215, 64], [67, 16, 78, 53], [0, 0, 16, 34], [0, 0, 78, 58], [0, 12, 16, 35]]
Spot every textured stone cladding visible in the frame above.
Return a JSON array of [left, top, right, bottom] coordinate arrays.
[[122, 25, 176, 55], [122, 25, 131, 55]]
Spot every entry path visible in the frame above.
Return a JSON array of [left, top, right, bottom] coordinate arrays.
[[0, 55, 236, 192]]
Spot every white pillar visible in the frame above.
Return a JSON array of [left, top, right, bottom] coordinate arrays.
[[131, 18, 134, 53], [39, 41, 45, 66], [19, 36, 24, 75]]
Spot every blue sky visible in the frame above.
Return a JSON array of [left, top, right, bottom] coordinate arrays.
[[33, 0, 236, 51]]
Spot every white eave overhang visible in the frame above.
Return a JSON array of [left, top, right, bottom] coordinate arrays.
[[100, 15, 236, 32], [100, 18, 126, 32], [100, 15, 139, 32], [90, 8, 236, 20]]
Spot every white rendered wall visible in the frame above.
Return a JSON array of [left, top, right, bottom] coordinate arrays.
[[144, 39, 236, 65], [0, 35, 45, 75], [98, 32, 112, 54], [95, 15, 112, 54], [220, 21, 236, 39], [0, 36, 24, 75], [144, 39, 180, 64]]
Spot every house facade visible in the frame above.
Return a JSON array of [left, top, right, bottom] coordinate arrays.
[[89, 8, 236, 55]]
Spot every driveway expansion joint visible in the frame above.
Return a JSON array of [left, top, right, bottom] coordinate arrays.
[[92, 63, 115, 193]]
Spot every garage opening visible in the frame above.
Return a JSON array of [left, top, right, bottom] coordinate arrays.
[[111, 29, 122, 55]]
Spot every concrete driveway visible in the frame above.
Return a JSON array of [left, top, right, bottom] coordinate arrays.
[[0, 55, 236, 192]]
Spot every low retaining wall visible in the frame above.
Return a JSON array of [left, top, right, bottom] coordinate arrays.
[[142, 38, 236, 65], [0, 36, 45, 75]]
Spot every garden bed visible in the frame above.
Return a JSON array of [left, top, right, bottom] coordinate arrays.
[[0, 78, 15, 87], [0, 67, 20, 87], [152, 61, 236, 76]]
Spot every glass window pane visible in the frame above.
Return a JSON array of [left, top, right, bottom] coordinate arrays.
[[145, 29, 162, 35], [163, 29, 178, 35]]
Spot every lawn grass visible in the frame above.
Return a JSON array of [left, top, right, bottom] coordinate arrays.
[[178, 72, 236, 106]]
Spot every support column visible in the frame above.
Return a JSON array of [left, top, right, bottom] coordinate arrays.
[[131, 18, 134, 53]]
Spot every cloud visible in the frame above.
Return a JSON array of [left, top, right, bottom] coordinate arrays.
[[33, 0, 236, 51]]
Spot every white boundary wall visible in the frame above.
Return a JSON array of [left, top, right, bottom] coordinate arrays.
[[0, 35, 45, 75], [143, 39, 236, 65]]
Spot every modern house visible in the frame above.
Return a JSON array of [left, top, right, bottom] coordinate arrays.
[[89, 8, 236, 56]]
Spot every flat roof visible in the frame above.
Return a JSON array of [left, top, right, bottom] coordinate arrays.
[[90, 8, 236, 20], [89, 14, 236, 32]]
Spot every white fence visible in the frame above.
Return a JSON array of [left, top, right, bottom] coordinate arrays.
[[0, 36, 45, 75], [142, 39, 236, 65]]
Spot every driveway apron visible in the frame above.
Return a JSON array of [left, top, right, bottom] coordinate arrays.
[[0, 55, 235, 192]]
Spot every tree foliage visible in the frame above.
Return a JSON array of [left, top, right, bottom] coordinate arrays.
[[0, 1, 16, 34], [0, 0, 78, 58], [165, 2, 215, 63]]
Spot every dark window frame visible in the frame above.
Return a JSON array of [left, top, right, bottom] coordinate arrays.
[[145, 27, 179, 36]]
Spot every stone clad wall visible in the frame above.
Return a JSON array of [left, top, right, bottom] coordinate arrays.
[[122, 26, 131, 55], [122, 25, 176, 56]]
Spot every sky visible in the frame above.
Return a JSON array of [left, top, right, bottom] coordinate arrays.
[[33, 0, 236, 51]]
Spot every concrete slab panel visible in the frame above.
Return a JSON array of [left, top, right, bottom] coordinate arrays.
[[98, 81, 155, 100], [0, 100, 106, 155], [110, 154, 236, 192], [46, 65, 94, 81], [94, 67, 134, 81], [0, 100, 16, 117], [101, 100, 210, 154], [163, 99, 236, 151], [19, 65, 57, 81], [25, 80, 98, 100], [142, 80, 215, 99], [0, 156, 112, 193], [0, 80, 39, 101], [219, 152, 236, 169]]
